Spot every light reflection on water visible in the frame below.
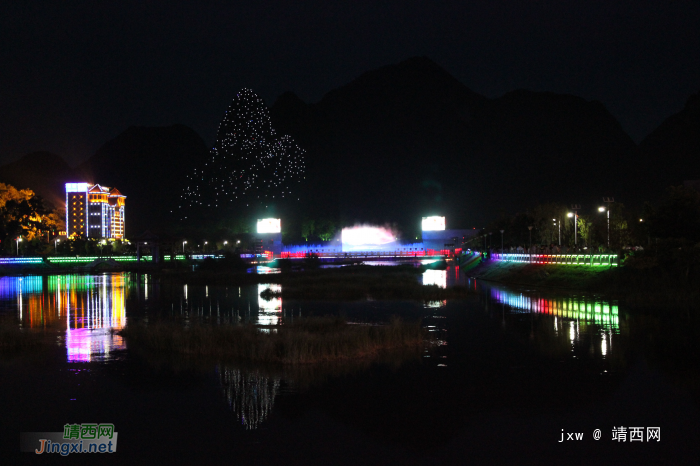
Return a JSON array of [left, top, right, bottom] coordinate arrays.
[[257, 284, 282, 326], [0, 269, 634, 431], [0, 274, 128, 362], [488, 286, 620, 331], [218, 366, 281, 430], [422, 269, 447, 288]]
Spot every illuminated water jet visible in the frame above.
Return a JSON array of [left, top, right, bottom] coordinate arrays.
[[341, 225, 398, 252]]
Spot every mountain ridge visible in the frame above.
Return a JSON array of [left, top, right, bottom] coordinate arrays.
[[1, 57, 697, 237]]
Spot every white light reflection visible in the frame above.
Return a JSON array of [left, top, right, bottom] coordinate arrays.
[[424, 300, 447, 308], [601, 333, 608, 357], [569, 321, 576, 343], [422, 269, 447, 288], [257, 284, 282, 326]]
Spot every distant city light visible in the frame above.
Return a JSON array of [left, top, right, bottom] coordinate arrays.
[[257, 218, 281, 233], [422, 216, 445, 231]]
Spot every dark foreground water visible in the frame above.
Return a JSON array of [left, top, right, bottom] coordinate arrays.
[[0, 268, 698, 465]]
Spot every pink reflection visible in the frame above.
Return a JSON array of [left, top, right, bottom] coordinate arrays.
[[65, 328, 126, 363]]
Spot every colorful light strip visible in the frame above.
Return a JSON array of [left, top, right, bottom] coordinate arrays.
[[0, 254, 272, 266], [492, 253, 618, 266]]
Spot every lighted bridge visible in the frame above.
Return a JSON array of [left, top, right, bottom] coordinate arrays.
[[492, 253, 618, 267], [279, 250, 451, 259]]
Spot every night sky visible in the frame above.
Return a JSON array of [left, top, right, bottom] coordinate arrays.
[[1, 1, 699, 167]]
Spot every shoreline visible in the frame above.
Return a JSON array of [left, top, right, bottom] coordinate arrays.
[[470, 259, 699, 309]]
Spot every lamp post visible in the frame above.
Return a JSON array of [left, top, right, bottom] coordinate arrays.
[[567, 212, 576, 248], [500, 230, 504, 254], [204, 241, 207, 253], [553, 218, 561, 246], [223, 241, 228, 248], [182, 240, 187, 253], [55, 239, 59, 254], [16, 237, 22, 255], [527, 226, 533, 251], [568, 204, 581, 249], [598, 206, 608, 248], [601, 197, 614, 248]]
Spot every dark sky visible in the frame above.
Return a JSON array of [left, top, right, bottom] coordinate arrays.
[[1, 1, 699, 167]]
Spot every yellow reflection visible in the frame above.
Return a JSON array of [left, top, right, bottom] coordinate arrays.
[[16, 274, 128, 362]]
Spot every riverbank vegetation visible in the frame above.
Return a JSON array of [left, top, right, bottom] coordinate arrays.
[[471, 249, 700, 309], [0, 183, 63, 256], [471, 260, 611, 289], [119, 316, 425, 364], [258, 270, 469, 301], [469, 185, 700, 309], [159, 263, 473, 301]]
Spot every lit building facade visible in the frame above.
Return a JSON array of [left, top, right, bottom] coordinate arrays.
[[65, 183, 126, 239]]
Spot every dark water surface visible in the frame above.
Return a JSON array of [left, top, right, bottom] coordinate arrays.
[[0, 268, 698, 465]]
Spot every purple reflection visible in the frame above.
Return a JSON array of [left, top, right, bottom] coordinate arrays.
[[65, 327, 125, 363]]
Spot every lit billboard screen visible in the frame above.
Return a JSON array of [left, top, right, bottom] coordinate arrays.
[[422, 216, 445, 231], [257, 218, 281, 234], [341, 225, 398, 252]]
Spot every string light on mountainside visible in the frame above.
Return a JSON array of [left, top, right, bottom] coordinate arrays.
[[179, 89, 306, 219]]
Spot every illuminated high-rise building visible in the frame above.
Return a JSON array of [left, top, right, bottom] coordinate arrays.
[[65, 183, 126, 239]]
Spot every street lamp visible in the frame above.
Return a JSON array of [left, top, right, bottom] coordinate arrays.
[[598, 207, 608, 248], [527, 226, 533, 251], [182, 240, 187, 253], [553, 218, 561, 246], [499, 230, 504, 254], [223, 241, 228, 247], [601, 197, 614, 249], [567, 212, 576, 247], [568, 204, 581, 249], [204, 241, 208, 252], [55, 239, 60, 254], [16, 237, 22, 255]]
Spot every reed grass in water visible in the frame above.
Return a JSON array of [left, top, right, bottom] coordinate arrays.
[[119, 316, 424, 364], [258, 271, 472, 301]]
